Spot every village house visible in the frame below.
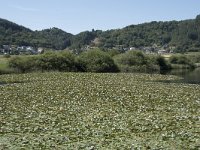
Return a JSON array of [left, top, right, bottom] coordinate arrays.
[[37, 47, 44, 54], [17, 46, 37, 54], [129, 47, 136, 50], [158, 49, 168, 55]]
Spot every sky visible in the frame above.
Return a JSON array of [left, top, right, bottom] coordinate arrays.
[[0, 0, 200, 34]]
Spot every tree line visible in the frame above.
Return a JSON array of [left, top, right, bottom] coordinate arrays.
[[6, 49, 197, 74], [0, 15, 200, 53]]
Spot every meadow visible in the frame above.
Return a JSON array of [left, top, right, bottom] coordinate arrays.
[[0, 56, 14, 75], [0, 56, 8, 70], [0, 72, 200, 149]]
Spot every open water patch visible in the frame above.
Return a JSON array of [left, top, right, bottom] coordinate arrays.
[[160, 68, 200, 85]]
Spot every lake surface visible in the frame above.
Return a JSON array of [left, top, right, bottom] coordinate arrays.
[[161, 68, 200, 84]]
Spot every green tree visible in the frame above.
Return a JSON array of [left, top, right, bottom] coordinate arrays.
[[76, 49, 119, 72]]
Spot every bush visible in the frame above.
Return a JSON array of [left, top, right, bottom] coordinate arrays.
[[169, 55, 195, 69], [186, 54, 200, 63], [114, 51, 162, 72], [9, 56, 38, 73], [170, 55, 188, 64], [8, 51, 77, 73], [114, 51, 147, 66], [3, 54, 11, 58], [105, 49, 121, 57], [37, 51, 76, 72], [76, 49, 119, 72], [156, 56, 171, 70]]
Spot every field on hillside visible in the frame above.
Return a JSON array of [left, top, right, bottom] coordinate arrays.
[[0, 73, 200, 149]]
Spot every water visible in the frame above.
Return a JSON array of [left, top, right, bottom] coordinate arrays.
[[161, 68, 200, 84]]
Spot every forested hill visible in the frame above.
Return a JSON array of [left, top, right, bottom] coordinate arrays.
[[0, 18, 72, 50], [0, 15, 200, 52], [95, 15, 200, 52]]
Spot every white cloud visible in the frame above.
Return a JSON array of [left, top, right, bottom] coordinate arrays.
[[10, 5, 39, 12]]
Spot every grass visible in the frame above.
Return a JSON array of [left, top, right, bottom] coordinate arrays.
[[0, 56, 15, 75], [0, 57, 9, 70], [185, 52, 200, 55], [0, 72, 200, 149], [0, 57, 9, 67]]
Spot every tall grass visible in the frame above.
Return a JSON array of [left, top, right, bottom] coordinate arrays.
[[0, 56, 15, 74]]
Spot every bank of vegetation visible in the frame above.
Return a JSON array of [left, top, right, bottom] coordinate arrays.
[[1, 72, 200, 149], [1, 49, 199, 75]]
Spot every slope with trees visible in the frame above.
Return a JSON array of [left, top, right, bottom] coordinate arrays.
[[0, 15, 200, 52]]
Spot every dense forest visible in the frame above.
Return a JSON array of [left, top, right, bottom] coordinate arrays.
[[0, 15, 200, 52]]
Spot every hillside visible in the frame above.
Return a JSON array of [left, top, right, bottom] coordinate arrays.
[[0, 18, 33, 46], [96, 15, 200, 52], [33, 28, 72, 50], [0, 15, 200, 52], [0, 18, 72, 50]]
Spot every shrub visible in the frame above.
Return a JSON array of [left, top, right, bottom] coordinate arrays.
[[156, 56, 171, 70], [114, 51, 161, 72], [114, 51, 147, 66], [186, 54, 200, 63], [37, 51, 76, 72], [106, 49, 121, 57], [3, 54, 11, 58], [9, 56, 38, 73], [170, 55, 188, 64], [169, 55, 195, 69], [76, 49, 119, 72], [8, 51, 77, 73]]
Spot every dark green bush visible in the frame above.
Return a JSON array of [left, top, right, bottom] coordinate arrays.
[[114, 51, 163, 72], [3, 54, 11, 58], [169, 55, 195, 69], [76, 49, 119, 72], [9, 56, 38, 73], [170, 55, 186, 64], [156, 56, 171, 70], [186, 54, 200, 63], [37, 51, 76, 71], [8, 51, 76, 73], [114, 51, 147, 66]]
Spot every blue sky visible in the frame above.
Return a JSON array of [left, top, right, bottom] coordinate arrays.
[[0, 0, 200, 34]]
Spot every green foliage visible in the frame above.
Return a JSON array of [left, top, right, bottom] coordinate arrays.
[[37, 51, 76, 71], [185, 52, 200, 63], [1, 15, 200, 52], [3, 54, 11, 58], [76, 49, 119, 72], [0, 56, 15, 74], [0, 73, 200, 149], [9, 56, 39, 73], [34, 28, 72, 50], [116, 51, 147, 66], [9, 51, 76, 73], [0, 19, 72, 50], [5, 49, 199, 74], [169, 55, 195, 69], [156, 56, 171, 70], [70, 31, 97, 49], [170, 55, 190, 64], [114, 51, 161, 72], [106, 49, 121, 57]]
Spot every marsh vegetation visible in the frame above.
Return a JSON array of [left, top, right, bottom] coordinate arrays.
[[0, 73, 199, 149]]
